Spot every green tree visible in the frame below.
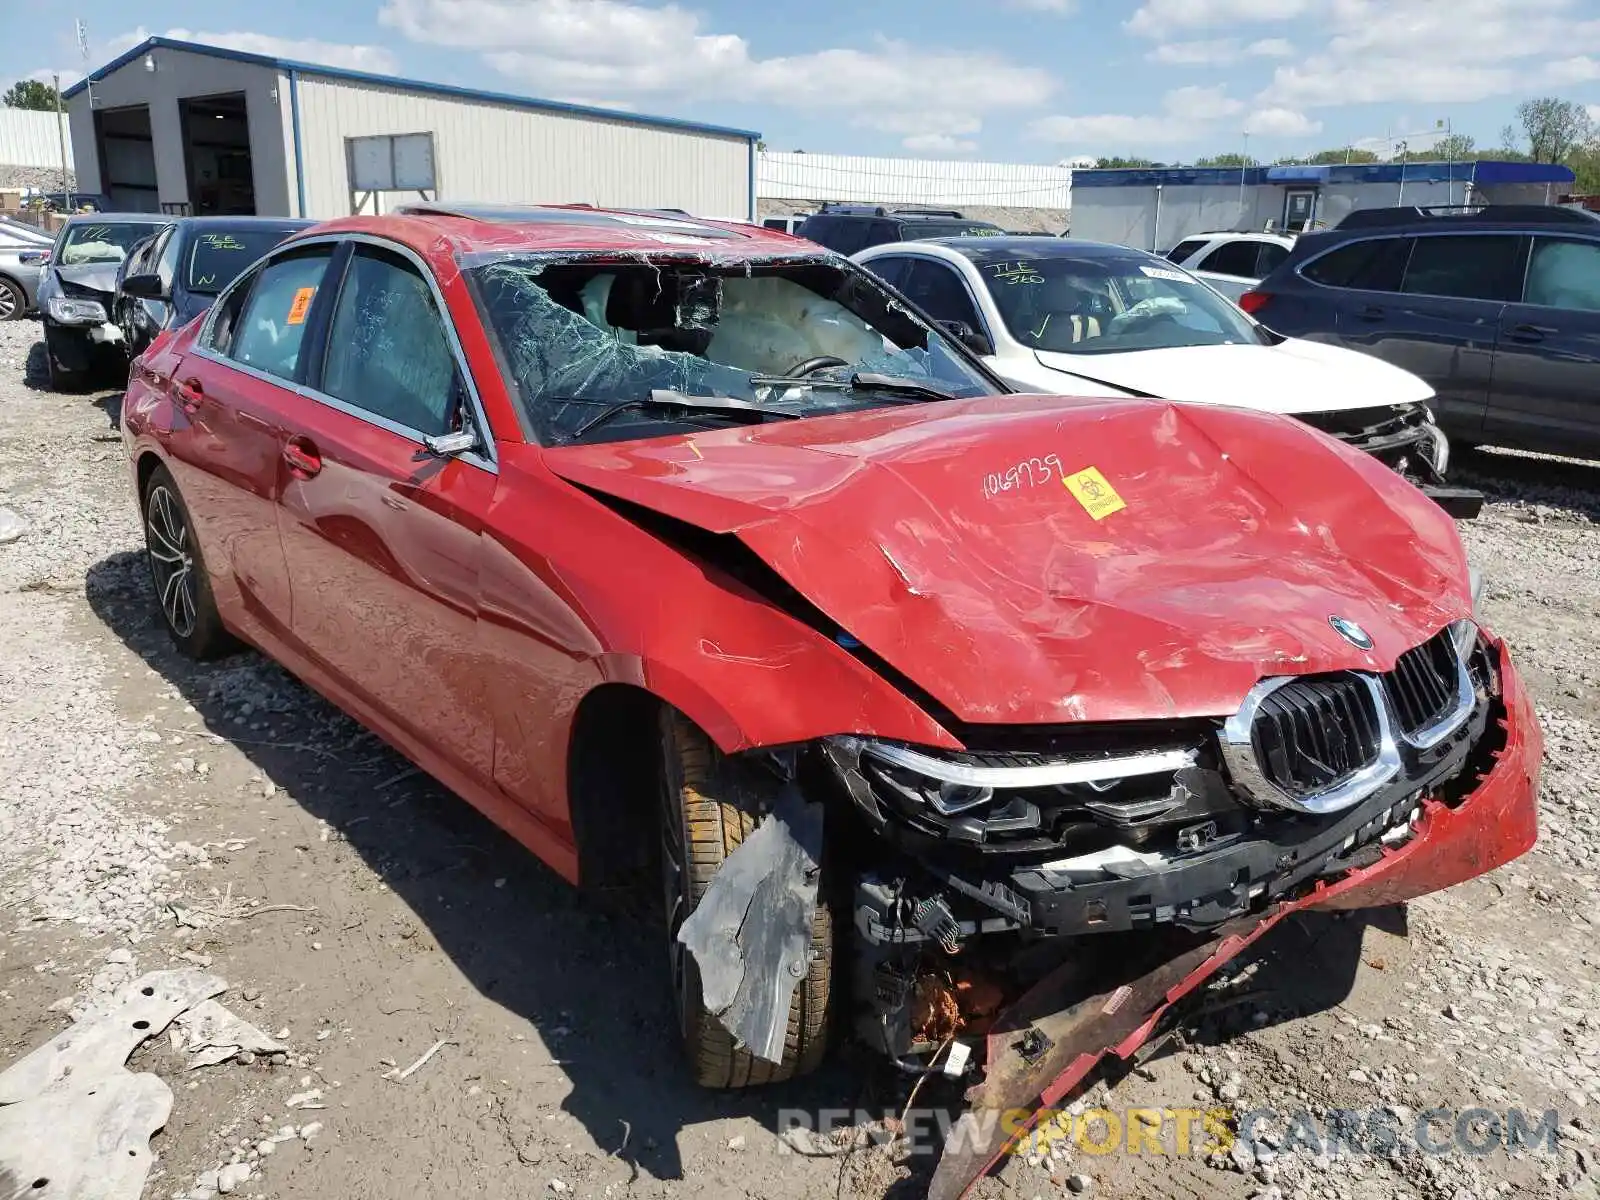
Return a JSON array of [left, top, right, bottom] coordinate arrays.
[[1568, 139, 1600, 194], [1297, 147, 1380, 165], [1409, 132, 1477, 161], [1515, 97, 1592, 163], [1195, 153, 1258, 168], [1093, 156, 1160, 168], [2, 79, 60, 111]]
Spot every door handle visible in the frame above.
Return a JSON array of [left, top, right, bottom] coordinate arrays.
[[1507, 323, 1555, 344], [174, 377, 205, 412], [283, 437, 322, 479], [1355, 304, 1386, 322]]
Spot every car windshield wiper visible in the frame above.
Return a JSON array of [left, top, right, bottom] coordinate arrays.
[[564, 389, 805, 439], [747, 373, 957, 402]]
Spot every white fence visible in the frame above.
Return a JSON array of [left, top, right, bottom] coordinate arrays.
[[0, 108, 73, 169], [758, 151, 1071, 211]]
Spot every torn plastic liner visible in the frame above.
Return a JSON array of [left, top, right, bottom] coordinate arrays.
[[676, 785, 823, 1064]]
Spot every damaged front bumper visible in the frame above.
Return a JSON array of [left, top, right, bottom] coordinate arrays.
[[1299, 402, 1483, 519], [925, 637, 1540, 1199]]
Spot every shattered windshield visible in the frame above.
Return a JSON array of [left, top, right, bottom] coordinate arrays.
[[965, 249, 1267, 356], [467, 255, 997, 445], [59, 221, 166, 266]]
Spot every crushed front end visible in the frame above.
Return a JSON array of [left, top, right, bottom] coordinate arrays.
[[1298, 402, 1483, 518], [811, 621, 1537, 1100]]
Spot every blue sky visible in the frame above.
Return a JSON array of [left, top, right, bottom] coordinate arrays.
[[10, 0, 1600, 163]]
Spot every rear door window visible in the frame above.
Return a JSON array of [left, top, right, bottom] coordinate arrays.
[[1302, 237, 1414, 292], [900, 259, 983, 329], [1255, 241, 1290, 275], [1166, 238, 1209, 263], [1198, 240, 1264, 277], [1523, 238, 1600, 312], [227, 247, 335, 382], [1400, 234, 1523, 302], [862, 255, 913, 290]]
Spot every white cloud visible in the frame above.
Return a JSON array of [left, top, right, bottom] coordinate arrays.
[[1244, 106, 1322, 137], [1261, 0, 1600, 107], [107, 25, 398, 72], [1030, 84, 1246, 149], [1126, 0, 1310, 38], [378, 0, 1056, 151], [1149, 36, 1294, 64], [1245, 38, 1294, 57], [902, 133, 980, 154], [1149, 39, 1240, 65]]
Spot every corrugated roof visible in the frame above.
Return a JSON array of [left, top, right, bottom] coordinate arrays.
[[62, 36, 760, 143]]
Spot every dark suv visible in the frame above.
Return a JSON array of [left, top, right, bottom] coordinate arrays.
[[796, 205, 1004, 254], [1241, 205, 1600, 458]]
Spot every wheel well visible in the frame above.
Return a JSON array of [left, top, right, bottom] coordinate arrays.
[[135, 453, 164, 505], [567, 683, 665, 897]]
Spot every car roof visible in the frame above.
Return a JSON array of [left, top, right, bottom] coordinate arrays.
[[63, 213, 171, 225], [289, 203, 829, 265], [909, 236, 1163, 261], [171, 216, 317, 232], [1185, 230, 1295, 241]]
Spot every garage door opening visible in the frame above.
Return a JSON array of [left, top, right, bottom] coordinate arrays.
[[180, 93, 255, 215], [95, 105, 158, 212]]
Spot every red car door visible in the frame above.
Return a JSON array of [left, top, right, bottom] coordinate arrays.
[[159, 244, 339, 641], [274, 242, 498, 786]]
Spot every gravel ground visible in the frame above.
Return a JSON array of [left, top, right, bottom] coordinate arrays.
[[0, 312, 1596, 1200]]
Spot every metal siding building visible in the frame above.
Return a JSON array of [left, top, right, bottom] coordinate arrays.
[[1072, 162, 1579, 252], [0, 109, 75, 171], [758, 151, 1072, 211], [63, 37, 757, 221]]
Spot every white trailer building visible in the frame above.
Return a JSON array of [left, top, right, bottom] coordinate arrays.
[[63, 37, 759, 221]]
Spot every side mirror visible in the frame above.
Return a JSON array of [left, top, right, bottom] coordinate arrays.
[[122, 272, 167, 301], [937, 319, 994, 357], [423, 429, 478, 457]]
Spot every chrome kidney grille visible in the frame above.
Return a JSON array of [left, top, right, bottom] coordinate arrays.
[[1221, 624, 1478, 815]]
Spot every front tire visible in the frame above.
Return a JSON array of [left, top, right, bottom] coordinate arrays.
[[0, 277, 24, 322], [141, 465, 236, 660], [658, 710, 832, 1087], [43, 325, 87, 392]]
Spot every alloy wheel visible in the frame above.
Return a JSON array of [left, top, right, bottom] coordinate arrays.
[[145, 485, 197, 638], [0, 281, 18, 321]]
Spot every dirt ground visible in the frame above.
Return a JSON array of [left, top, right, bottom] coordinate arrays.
[[1, 313, 1596, 1200]]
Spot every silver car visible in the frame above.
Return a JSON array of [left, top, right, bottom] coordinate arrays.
[[0, 216, 54, 321]]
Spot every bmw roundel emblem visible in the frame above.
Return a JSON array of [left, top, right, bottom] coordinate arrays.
[[1329, 615, 1374, 650]]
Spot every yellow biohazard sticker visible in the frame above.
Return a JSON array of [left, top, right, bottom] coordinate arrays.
[[1063, 466, 1126, 520]]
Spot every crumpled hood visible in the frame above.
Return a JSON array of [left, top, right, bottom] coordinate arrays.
[[53, 263, 119, 297], [1034, 338, 1435, 416], [545, 394, 1471, 726]]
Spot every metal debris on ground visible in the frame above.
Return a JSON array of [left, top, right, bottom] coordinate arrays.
[[174, 999, 287, 1070]]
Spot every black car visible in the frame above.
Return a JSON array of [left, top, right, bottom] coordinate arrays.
[[37, 214, 173, 390], [113, 216, 314, 360], [796, 204, 1005, 255], [1241, 205, 1600, 459]]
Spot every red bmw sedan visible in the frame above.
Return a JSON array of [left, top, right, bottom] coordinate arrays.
[[121, 203, 1540, 1117]]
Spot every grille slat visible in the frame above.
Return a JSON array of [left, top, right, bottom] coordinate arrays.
[[1255, 675, 1382, 796], [1386, 629, 1460, 736]]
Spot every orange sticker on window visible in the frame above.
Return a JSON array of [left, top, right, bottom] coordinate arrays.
[[1062, 466, 1126, 520], [286, 286, 315, 325]]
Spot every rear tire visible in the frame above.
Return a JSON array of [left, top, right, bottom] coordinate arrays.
[[141, 465, 237, 660], [658, 710, 832, 1087]]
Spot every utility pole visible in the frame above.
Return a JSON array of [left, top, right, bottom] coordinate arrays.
[[53, 73, 70, 204]]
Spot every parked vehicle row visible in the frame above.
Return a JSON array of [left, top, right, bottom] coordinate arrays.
[[1164, 229, 1296, 300], [114, 203, 1538, 1140], [0, 216, 54, 322], [852, 235, 1461, 506], [1242, 204, 1600, 460], [34, 213, 309, 389]]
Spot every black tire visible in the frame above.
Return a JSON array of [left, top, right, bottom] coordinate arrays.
[[0, 277, 24, 322], [141, 465, 237, 660], [658, 710, 832, 1087], [43, 326, 87, 392]]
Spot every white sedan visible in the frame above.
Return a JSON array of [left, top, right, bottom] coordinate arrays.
[[854, 236, 1458, 493]]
